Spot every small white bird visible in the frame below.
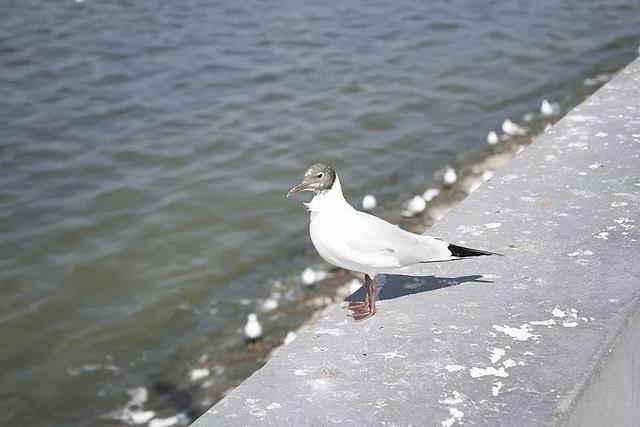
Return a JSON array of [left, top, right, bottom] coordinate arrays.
[[407, 195, 427, 214], [422, 188, 440, 202], [501, 119, 527, 136], [189, 368, 210, 382], [301, 267, 326, 287], [361, 194, 377, 211], [262, 297, 278, 311], [442, 166, 457, 186], [287, 163, 501, 320], [244, 313, 262, 343], [486, 131, 499, 145], [540, 99, 558, 117]]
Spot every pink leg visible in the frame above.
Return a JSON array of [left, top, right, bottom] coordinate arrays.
[[346, 274, 378, 321]]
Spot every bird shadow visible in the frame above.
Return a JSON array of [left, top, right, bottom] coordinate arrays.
[[345, 274, 492, 302]]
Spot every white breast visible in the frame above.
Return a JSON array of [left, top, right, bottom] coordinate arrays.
[[303, 176, 406, 275], [309, 211, 356, 270]]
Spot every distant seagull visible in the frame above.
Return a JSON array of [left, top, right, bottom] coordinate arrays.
[[407, 195, 427, 214], [442, 166, 457, 186], [422, 188, 440, 202], [486, 131, 499, 145], [287, 163, 501, 320], [501, 119, 527, 136], [361, 194, 377, 211], [244, 313, 262, 344], [262, 297, 278, 312], [540, 99, 558, 117], [301, 266, 326, 287]]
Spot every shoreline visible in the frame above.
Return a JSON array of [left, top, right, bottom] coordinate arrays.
[[193, 56, 640, 425], [108, 69, 618, 425]]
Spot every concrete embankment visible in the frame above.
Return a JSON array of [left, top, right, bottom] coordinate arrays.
[[193, 57, 640, 426]]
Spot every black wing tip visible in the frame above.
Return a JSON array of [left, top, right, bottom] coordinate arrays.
[[448, 244, 504, 258]]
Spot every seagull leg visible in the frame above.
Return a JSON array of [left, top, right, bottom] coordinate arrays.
[[368, 275, 379, 312], [347, 274, 378, 321], [345, 274, 369, 310]]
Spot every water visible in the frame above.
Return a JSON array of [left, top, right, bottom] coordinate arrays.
[[1, 0, 639, 425]]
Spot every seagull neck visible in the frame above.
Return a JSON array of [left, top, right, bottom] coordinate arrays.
[[305, 176, 349, 213]]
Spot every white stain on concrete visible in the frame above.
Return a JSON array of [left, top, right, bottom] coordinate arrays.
[[457, 225, 484, 235], [503, 359, 516, 368], [374, 351, 407, 363], [493, 324, 539, 341], [552, 308, 566, 318], [470, 366, 509, 378], [484, 222, 502, 229], [441, 407, 464, 427], [563, 322, 579, 328], [492, 381, 504, 397], [439, 391, 465, 405], [314, 328, 345, 337], [445, 364, 467, 373], [489, 347, 506, 364], [567, 249, 593, 257], [530, 319, 556, 326]]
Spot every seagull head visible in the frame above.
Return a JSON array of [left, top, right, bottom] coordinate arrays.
[[287, 163, 336, 198]]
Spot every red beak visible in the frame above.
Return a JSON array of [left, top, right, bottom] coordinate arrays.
[[287, 181, 309, 198]]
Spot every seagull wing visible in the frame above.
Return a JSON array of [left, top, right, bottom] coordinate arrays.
[[344, 211, 455, 267]]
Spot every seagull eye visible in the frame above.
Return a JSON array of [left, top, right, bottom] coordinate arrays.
[[316, 173, 324, 179]]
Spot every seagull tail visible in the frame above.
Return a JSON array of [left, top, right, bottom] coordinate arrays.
[[448, 244, 504, 258]]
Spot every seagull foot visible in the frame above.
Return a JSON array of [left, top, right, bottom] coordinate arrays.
[[345, 301, 376, 321], [345, 274, 379, 321], [349, 308, 376, 321]]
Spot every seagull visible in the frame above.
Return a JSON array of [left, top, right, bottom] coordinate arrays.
[[540, 99, 559, 117], [442, 166, 457, 186], [361, 194, 377, 211], [287, 163, 502, 321], [244, 313, 262, 345], [501, 119, 527, 136], [486, 131, 499, 145]]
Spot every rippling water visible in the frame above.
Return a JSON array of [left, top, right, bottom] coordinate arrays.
[[1, 0, 639, 425]]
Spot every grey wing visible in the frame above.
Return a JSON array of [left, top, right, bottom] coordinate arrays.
[[346, 211, 454, 266]]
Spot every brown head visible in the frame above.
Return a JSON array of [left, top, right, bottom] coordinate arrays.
[[286, 163, 337, 198]]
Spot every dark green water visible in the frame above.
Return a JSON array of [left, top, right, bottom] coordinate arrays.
[[1, 0, 639, 425]]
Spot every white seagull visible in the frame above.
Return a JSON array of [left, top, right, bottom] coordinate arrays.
[[287, 163, 501, 321], [501, 119, 527, 136], [244, 313, 262, 344]]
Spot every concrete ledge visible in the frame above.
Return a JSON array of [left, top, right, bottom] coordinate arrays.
[[193, 58, 640, 426]]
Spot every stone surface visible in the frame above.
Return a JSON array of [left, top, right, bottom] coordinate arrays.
[[193, 58, 640, 426]]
